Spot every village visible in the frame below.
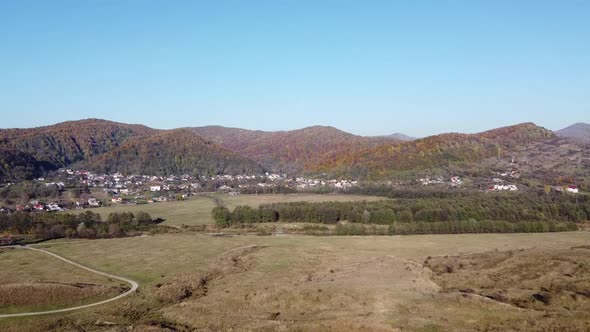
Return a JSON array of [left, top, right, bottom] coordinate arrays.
[[0, 169, 362, 213], [0, 166, 580, 214]]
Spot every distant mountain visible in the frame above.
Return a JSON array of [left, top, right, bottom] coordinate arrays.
[[555, 123, 590, 144], [381, 133, 416, 141], [313, 123, 555, 179], [80, 129, 264, 176], [192, 125, 400, 173]]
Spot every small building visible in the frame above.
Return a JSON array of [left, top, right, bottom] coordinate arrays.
[[88, 198, 100, 207], [150, 186, 161, 192]]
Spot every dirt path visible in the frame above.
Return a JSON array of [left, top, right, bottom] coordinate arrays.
[[0, 246, 139, 318]]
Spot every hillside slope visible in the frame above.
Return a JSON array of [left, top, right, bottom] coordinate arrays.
[[315, 123, 555, 178], [0, 148, 54, 181], [81, 129, 264, 176], [0, 119, 157, 168], [556, 123, 590, 144], [192, 125, 399, 173]]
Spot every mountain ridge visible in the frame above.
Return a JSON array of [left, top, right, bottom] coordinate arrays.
[[0, 119, 568, 181]]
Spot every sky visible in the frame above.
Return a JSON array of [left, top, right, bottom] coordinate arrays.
[[0, 0, 588, 137]]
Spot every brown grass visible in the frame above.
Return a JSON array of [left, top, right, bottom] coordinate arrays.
[[3, 232, 590, 331], [0, 248, 124, 315]]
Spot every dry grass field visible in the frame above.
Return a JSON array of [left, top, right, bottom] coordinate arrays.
[[2, 232, 590, 331], [0, 248, 124, 314]]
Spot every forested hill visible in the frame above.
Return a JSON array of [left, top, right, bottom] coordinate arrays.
[[0, 148, 54, 181], [80, 129, 264, 176], [0, 119, 157, 167], [313, 123, 555, 178], [191, 125, 400, 173], [0, 119, 563, 181]]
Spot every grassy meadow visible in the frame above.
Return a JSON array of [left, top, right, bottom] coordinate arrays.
[[3, 193, 590, 331], [73, 193, 385, 226], [1, 232, 589, 331], [0, 248, 123, 314]]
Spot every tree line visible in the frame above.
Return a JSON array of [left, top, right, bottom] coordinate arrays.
[[212, 192, 587, 233], [0, 210, 161, 241]]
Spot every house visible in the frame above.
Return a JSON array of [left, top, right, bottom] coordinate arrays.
[[150, 186, 161, 192], [47, 203, 62, 211], [33, 203, 45, 211], [566, 186, 579, 194], [489, 184, 518, 191], [218, 185, 232, 192], [88, 198, 100, 207]]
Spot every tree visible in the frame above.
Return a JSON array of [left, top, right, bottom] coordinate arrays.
[[108, 223, 123, 237], [136, 211, 152, 223], [212, 206, 231, 227], [362, 210, 371, 223], [544, 185, 551, 196]]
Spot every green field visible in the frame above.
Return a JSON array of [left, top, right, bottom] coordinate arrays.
[[76, 196, 217, 226], [75, 194, 385, 226], [219, 193, 387, 210]]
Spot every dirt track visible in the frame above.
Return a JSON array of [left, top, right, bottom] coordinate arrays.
[[0, 246, 138, 318]]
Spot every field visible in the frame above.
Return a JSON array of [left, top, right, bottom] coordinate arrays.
[[0, 248, 124, 315], [74, 194, 385, 226], [219, 193, 386, 210], [2, 231, 590, 331]]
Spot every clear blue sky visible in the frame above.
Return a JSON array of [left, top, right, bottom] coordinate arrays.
[[1, 0, 588, 137]]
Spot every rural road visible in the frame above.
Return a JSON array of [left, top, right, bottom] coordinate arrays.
[[0, 245, 139, 319]]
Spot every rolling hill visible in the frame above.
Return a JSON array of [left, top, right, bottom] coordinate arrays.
[[0, 120, 262, 181], [312, 123, 555, 178], [0, 120, 565, 181], [555, 123, 590, 144], [191, 125, 400, 173], [0, 119, 157, 168], [79, 129, 264, 176]]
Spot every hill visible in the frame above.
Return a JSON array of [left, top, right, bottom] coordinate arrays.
[[380, 133, 416, 141], [555, 123, 590, 144], [0, 148, 54, 181], [0, 120, 564, 181], [314, 123, 555, 178], [81, 129, 264, 176], [191, 125, 399, 173], [0, 119, 157, 169]]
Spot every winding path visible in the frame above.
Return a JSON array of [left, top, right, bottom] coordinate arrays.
[[0, 245, 139, 318]]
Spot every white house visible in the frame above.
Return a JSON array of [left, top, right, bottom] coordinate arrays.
[[88, 198, 100, 207], [150, 186, 161, 192]]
